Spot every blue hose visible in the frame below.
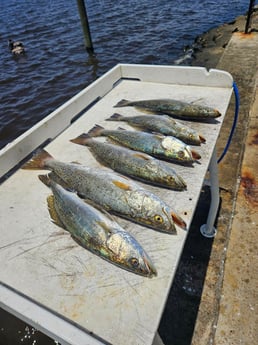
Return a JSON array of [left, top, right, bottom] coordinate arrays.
[[217, 81, 240, 163]]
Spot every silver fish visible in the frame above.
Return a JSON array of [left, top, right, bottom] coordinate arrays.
[[86, 125, 201, 164], [70, 134, 187, 191], [114, 98, 221, 120], [107, 113, 206, 145], [39, 174, 157, 277], [22, 150, 186, 233]]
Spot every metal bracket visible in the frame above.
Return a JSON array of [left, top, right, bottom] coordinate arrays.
[[200, 148, 219, 238]]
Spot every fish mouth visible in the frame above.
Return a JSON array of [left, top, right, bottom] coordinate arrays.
[[199, 135, 206, 143], [162, 207, 177, 234], [190, 148, 201, 160], [175, 176, 187, 190], [143, 255, 157, 277], [171, 177, 187, 191], [182, 146, 195, 162], [214, 109, 222, 118], [134, 215, 176, 234], [171, 211, 187, 230]]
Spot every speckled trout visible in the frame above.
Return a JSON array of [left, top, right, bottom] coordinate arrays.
[[107, 113, 206, 146], [39, 174, 157, 277], [114, 99, 221, 120], [86, 125, 201, 164], [22, 150, 186, 232], [71, 134, 187, 191]]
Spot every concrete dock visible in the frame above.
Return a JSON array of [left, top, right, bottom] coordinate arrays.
[[159, 9, 258, 345], [191, 11, 258, 345]]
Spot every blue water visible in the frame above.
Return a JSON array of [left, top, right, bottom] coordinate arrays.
[[0, 1, 251, 343], [0, 0, 249, 150]]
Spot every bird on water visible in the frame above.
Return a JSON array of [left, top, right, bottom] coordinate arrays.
[[8, 39, 26, 55]]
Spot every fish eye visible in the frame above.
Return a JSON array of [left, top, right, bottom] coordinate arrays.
[[178, 150, 185, 159], [154, 215, 164, 223], [168, 176, 175, 182], [129, 257, 139, 267]]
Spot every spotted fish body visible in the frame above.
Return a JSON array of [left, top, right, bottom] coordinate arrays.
[[107, 113, 206, 146], [22, 150, 186, 233], [114, 99, 221, 120], [39, 175, 157, 277], [87, 125, 201, 165], [71, 134, 187, 191]]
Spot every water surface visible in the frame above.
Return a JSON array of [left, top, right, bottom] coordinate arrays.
[[0, 0, 248, 149]]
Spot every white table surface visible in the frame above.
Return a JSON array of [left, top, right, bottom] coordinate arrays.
[[0, 64, 233, 345]]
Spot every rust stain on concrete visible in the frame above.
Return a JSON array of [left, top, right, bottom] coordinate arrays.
[[249, 131, 258, 145], [234, 32, 256, 39], [240, 168, 258, 206]]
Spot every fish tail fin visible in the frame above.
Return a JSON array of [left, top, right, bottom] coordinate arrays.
[[106, 113, 124, 121], [70, 133, 91, 146], [22, 149, 53, 170], [114, 99, 130, 108], [38, 174, 51, 187], [87, 124, 104, 138]]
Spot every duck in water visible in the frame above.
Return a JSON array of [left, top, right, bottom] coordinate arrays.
[[8, 39, 25, 55]]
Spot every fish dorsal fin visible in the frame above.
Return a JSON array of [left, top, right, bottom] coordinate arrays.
[[132, 152, 152, 161], [112, 179, 132, 190], [47, 195, 67, 230]]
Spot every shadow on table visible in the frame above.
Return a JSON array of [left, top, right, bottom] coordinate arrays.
[[159, 185, 216, 345]]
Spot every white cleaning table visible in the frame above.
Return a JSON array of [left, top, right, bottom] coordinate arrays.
[[0, 64, 233, 345]]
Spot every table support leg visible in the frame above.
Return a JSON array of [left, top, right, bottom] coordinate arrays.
[[152, 332, 165, 345], [200, 148, 219, 238]]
